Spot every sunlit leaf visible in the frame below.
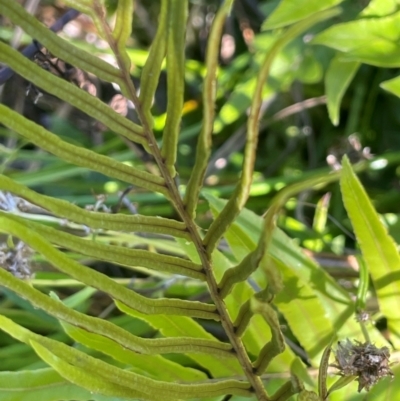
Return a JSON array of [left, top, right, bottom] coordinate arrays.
[[325, 55, 360, 126], [360, 0, 400, 17], [313, 12, 400, 67], [340, 156, 400, 346], [0, 368, 117, 401], [380, 75, 400, 98], [263, 0, 343, 30], [61, 322, 207, 381]]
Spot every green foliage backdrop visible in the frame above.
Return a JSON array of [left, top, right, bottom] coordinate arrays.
[[1, 0, 400, 400]]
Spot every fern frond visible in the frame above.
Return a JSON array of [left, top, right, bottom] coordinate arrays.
[[2, 1, 392, 400]]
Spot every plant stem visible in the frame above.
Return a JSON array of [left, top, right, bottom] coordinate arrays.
[[125, 77, 270, 401], [99, 7, 269, 399]]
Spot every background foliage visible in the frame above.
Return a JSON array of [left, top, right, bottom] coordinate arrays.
[[1, 0, 400, 400]]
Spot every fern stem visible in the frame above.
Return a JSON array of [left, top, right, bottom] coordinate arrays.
[[118, 51, 270, 401], [95, 4, 269, 399]]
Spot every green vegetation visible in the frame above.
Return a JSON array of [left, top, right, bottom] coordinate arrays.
[[0, 0, 400, 400]]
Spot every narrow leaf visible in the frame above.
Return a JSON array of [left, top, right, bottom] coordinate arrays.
[[251, 298, 285, 375], [203, 7, 342, 254], [161, 0, 188, 177], [184, 0, 234, 218], [112, 0, 134, 71], [139, 0, 167, 122], [116, 301, 244, 377], [30, 340, 251, 399], [297, 390, 320, 401], [6, 214, 204, 280], [0, 0, 123, 84], [62, 318, 234, 359], [325, 55, 360, 126], [0, 105, 168, 196], [31, 341, 152, 401], [0, 368, 109, 401], [179, 239, 297, 371], [0, 267, 219, 362], [0, 214, 219, 320], [0, 175, 190, 239], [0, 316, 250, 399], [318, 338, 334, 400], [0, 42, 146, 148], [340, 156, 400, 342], [59, 322, 207, 381], [313, 193, 330, 234], [327, 375, 356, 396], [205, 193, 387, 362]]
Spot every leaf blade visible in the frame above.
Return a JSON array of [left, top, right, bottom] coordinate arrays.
[[325, 55, 360, 126], [313, 11, 400, 67], [0, 42, 146, 147], [263, 0, 344, 30], [340, 156, 400, 341], [0, 0, 122, 83], [0, 105, 168, 196]]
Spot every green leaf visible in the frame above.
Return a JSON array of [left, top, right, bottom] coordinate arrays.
[[0, 216, 218, 322], [31, 338, 251, 399], [297, 389, 320, 401], [204, 193, 387, 361], [0, 176, 190, 239], [60, 322, 207, 381], [251, 298, 285, 374], [178, 240, 298, 373], [62, 310, 234, 358], [112, 0, 134, 70], [0, 42, 146, 147], [139, 0, 167, 120], [318, 337, 334, 400], [355, 256, 369, 313], [161, 0, 188, 177], [313, 11, 400, 67], [0, 105, 168, 196], [340, 156, 400, 345], [262, 0, 344, 30], [1, 315, 251, 400], [0, 0, 122, 84], [6, 214, 205, 280], [327, 375, 357, 397], [184, 0, 234, 218], [309, 193, 331, 251], [0, 368, 112, 401], [204, 7, 341, 254], [360, 0, 400, 17], [29, 340, 157, 401], [325, 55, 360, 126], [116, 301, 242, 377], [380, 75, 400, 97], [272, 258, 334, 360]]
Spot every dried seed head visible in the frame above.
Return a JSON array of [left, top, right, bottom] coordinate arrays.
[[333, 339, 393, 392], [0, 240, 34, 279]]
